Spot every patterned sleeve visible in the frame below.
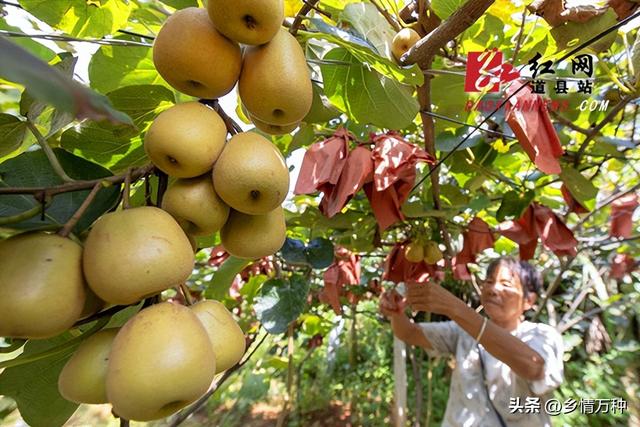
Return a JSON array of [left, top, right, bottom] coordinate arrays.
[[521, 323, 565, 396], [417, 321, 459, 357]]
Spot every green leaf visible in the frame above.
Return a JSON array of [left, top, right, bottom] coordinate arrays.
[[306, 238, 334, 269], [429, 72, 468, 132], [0, 37, 132, 125], [60, 85, 174, 172], [20, 54, 76, 138], [254, 275, 310, 334], [105, 302, 144, 328], [0, 149, 120, 233], [299, 25, 423, 86], [159, 0, 198, 9], [19, 0, 132, 38], [239, 274, 268, 305], [280, 237, 334, 269], [432, 0, 467, 19], [340, 3, 395, 59], [88, 41, 162, 94], [560, 166, 597, 211], [205, 256, 253, 300], [320, 48, 419, 129], [281, 238, 308, 264], [401, 202, 454, 218], [496, 190, 535, 222], [0, 114, 27, 159], [435, 127, 482, 152], [0, 335, 80, 427], [287, 123, 317, 154], [302, 84, 341, 125], [550, 9, 617, 54]]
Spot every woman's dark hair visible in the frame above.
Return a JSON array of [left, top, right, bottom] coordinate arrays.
[[486, 257, 542, 299], [518, 260, 543, 299]]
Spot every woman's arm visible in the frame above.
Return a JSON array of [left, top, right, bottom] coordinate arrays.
[[389, 312, 432, 349], [379, 289, 432, 349], [449, 301, 545, 381], [406, 283, 545, 381]]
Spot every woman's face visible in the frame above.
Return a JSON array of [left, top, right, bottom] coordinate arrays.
[[480, 264, 533, 323]]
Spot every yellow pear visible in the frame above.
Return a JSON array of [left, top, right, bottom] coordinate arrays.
[[83, 207, 195, 305], [391, 28, 421, 62], [239, 28, 312, 125], [212, 132, 289, 215], [106, 303, 216, 421], [153, 7, 242, 98], [249, 113, 300, 135], [207, 0, 284, 45], [0, 233, 86, 339], [191, 300, 246, 373], [58, 328, 119, 404], [145, 102, 227, 178], [423, 240, 443, 264], [161, 175, 230, 236], [404, 242, 424, 263], [221, 207, 286, 259]]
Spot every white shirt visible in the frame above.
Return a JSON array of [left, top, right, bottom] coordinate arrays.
[[418, 320, 565, 427]]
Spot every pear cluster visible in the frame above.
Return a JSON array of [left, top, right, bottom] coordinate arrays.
[[153, 3, 312, 136], [58, 301, 246, 421], [148, 1, 307, 258], [404, 239, 443, 264], [0, 207, 198, 338], [0, 214, 247, 421]]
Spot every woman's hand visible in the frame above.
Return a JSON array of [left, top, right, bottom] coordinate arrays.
[[405, 282, 462, 317], [378, 289, 406, 318]]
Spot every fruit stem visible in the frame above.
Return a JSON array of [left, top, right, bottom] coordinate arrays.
[[156, 169, 168, 207], [179, 283, 194, 306], [122, 168, 132, 209], [199, 99, 243, 135], [57, 182, 103, 237], [26, 121, 75, 183]]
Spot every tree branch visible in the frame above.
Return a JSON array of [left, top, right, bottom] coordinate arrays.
[[417, 61, 454, 257], [550, 110, 591, 135], [511, 8, 528, 64], [0, 30, 152, 47], [532, 256, 576, 321], [0, 164, 154, 196], [290, 0, 320, 36], [573, 181, 640, 232], [573, 94, 636, 166], [370, 0, 402, 31], [557, 296, 629, 333], [57, 182, 103, 237], [400, 0, 495, 69]]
